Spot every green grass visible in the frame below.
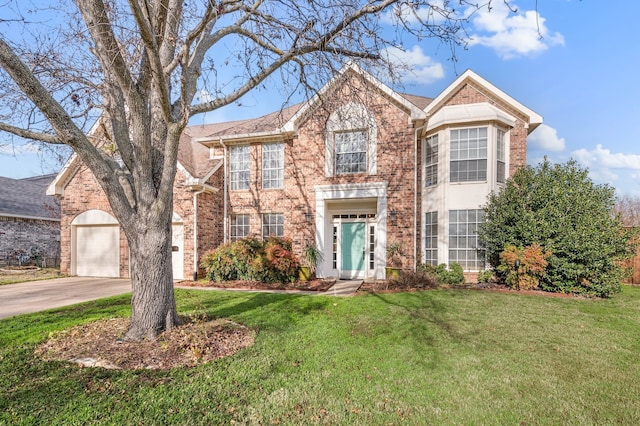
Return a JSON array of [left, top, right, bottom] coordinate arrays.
[[2, 287, 640, 425]]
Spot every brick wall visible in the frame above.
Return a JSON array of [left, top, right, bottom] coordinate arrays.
[[59, 162, 222, 278], [226, 72, 420, 268], [0, 217, 60, 267]]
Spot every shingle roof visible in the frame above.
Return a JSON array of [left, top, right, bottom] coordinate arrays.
[[0, 175, 60, 220]]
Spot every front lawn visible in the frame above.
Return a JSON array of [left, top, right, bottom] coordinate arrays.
[[2, 286, 640, 424]]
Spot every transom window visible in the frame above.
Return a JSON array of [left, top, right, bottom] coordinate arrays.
[[497, 129, 506, 183], [262, 143, 284, 189], [425, 134, 438, 187], [424, 211, 438, 266], [450, 127, 488, 183], [448, 209, 485, 270], [262, 213, 284, 238], [335, 130, 367, 175], [230, 214, 250, 241], [230, 145, 250, 190]]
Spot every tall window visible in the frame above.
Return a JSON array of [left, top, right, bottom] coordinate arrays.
[[335, 130, 367, 174], [497, 129, 506, 183], [262, 143, 284, 189], [449, 209, 485, 270], [230, 145, 249, 190], [424, 211, 438, 266], [425, 134, 438, 187], [262, 213, 284, 238], [450, 127, 487, 183], [230, 214, 250, 240]]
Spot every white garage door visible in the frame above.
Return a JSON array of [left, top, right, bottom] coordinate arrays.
[[172, 224, 184, 280], [76, 225, 120, 277]]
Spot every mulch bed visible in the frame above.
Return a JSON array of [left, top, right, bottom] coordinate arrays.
[[177, 278, 336, 292]]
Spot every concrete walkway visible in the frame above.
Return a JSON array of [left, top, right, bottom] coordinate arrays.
[[1, 278, 362, 320]]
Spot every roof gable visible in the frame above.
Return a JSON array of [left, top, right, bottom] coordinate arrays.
[[425, 69, 542, 132]]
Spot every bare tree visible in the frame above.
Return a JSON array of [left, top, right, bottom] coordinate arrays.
[[0, 0, 514, 340], [614, 194, 640, 227]]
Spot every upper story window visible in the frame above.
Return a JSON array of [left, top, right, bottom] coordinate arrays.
[[450, 127, 487, 183], [335, 130, 367, 175], [230, 214, 250, 241], [425, 134, 438, 187], [262, 142, 284, 189], [325, 102, 377, 177], [230, 145, 250, 190], [262, 213, 284, 238], [496, 129, 506, 183]]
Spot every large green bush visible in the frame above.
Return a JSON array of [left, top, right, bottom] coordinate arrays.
[[479, 159, 637, 297], [200, 237, 300, 283]]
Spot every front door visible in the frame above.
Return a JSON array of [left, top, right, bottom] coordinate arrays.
[[341, 222, 366, 279]]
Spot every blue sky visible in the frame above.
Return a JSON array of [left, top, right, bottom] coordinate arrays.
[[2, 0, 639, 195]]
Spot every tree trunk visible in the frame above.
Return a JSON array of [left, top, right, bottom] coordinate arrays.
[[123, 216, 180, 341]]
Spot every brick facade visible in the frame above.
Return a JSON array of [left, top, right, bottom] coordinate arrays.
[[0, 217, 60, 267], [54, 66, 541, 279]]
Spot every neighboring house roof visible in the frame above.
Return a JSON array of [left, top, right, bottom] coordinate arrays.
[[0, 175, 60, 221]]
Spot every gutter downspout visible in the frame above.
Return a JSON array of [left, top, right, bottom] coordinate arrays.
[[192, 187, 206, 281], [219, 137, 228, 244], [414, 122, 427, 272]]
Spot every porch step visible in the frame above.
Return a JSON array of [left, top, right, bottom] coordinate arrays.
[[324, 280, 363, 297]]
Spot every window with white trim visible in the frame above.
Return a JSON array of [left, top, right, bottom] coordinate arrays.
[[448, 209, 485, 270], [425, 134, 438, 187], [497, 129, 506, 183], [450, 127, 488, 183], [424, 211, 438, 266], [230, 145, 249, 190], [335, 130, 367, 175], [262, 213, 284, 238], [230, 214, 249, 240], [262, 143, 284, 189]]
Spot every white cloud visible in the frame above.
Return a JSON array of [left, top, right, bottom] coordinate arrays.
[[528, 124, 566, 152], [381, 1, 454, 26], [467, 3, 565, 59], [0, 142, 42, 156], [380, 45, 445, 84], [572, 145, 640, 170]]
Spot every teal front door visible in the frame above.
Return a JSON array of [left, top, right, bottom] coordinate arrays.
[[341, 222, 366, 278]]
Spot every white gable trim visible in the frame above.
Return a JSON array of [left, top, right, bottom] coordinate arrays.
[[427, 103, 517, 131], [425, 70, 542, 131]]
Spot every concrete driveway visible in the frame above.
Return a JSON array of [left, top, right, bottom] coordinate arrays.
[[0, 277, 132, 319]]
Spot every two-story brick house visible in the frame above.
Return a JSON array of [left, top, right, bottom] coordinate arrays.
[[48, 63, 542, 280]]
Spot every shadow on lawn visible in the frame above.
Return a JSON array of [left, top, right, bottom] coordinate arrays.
[[176, 289, 332, 332]]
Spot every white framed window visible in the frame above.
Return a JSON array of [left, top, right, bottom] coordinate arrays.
[[262, 213, 284, 238], [335, 130, 367, 175], [230, 145, 250, 190], [262, 143, 284, 189], [497, 129, 506, 184], [425, 134, 438, 187], [325, 103, 377, 177], [450, 127, 488, 183], [448, 209, 485, 270], [230, 214, 250, 240], [424, 211, 438, 266]]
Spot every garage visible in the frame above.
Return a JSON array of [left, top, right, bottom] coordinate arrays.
[[72, 210, 120, 277]]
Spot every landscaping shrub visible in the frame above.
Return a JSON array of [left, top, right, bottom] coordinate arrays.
[[201, 237, 299, 283], [386, 268, 440, 290], [479, 158, 638, 297], [420, 262, 465, 286], [477, 269, 494, 284], [497, 244, 550, 290]]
